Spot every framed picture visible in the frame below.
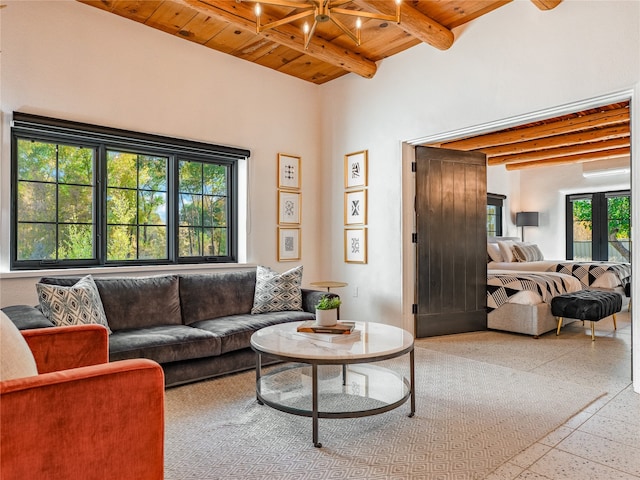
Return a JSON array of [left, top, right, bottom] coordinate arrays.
[[278, 190, 301, 225], [344, 189, 367, 225], [278, 227, 301, 261], [278, 153, 301, 190], [344, 150, 368, 189], [344, 228, 367, 264]]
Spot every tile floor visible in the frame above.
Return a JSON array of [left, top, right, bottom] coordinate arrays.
[[415, 308, 639, 480]]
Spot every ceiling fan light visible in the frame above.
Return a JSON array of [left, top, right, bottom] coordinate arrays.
[[356, 17, 362, 29], [255, 3, 261, 17]]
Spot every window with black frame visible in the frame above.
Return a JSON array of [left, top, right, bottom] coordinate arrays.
[[566, 190, 630, 262], [11, 112, 247, 270], [487, 193, 506, 237]]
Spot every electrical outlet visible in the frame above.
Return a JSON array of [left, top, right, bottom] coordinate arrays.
[[353, 286, 358, 297]]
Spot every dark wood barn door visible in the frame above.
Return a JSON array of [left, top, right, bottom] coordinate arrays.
[[414, 146, 487, 338]]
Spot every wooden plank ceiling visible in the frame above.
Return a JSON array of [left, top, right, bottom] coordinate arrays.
[[78, 0, 560, 85], [77, 1, 626, 170], [423, 101, 631, 171]]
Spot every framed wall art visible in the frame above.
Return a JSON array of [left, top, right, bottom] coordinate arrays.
[[278, 227, 301, 261], [344, 228, 367, 264], [278, 153, 301, 191], [344, 150, 368, 189], [278, 190, 301, 225], [344, 189, 367, 225]]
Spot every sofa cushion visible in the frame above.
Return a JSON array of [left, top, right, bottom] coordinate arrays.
[[180, 271, 258, 324], [191, 311, 314, 354], [40, 275, 182, 331], [251, 265, 303, 314], [36, 275, 112, 334], [1, 305, 55, 330], [0, 311, 38, 381], [108, 325, 221, 363]]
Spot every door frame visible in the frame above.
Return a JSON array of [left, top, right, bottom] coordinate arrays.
[[400, 89, 637, 391]]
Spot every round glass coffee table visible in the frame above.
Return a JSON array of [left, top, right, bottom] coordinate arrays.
[[250, 321, 415, 447]]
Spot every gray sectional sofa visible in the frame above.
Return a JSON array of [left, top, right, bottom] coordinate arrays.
[[2, 269, 332, 387]]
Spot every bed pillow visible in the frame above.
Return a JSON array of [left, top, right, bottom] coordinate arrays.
[[251, 265, 303, 314], [36, 275, 112, 334], [487, 243, 503, 262], [497, 240, 516, 262], [513, 243, 544, 262]]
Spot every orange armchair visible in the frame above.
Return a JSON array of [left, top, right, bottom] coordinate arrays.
[[0, 324, 165, 480]]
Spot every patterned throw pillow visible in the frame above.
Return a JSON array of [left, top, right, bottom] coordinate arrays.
[[251, 265, 303, 314], [512, 243, 544, 262], [36, 275, 112, 333]]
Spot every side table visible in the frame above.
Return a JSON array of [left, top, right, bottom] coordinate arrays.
[[310, 281, 348, 292]]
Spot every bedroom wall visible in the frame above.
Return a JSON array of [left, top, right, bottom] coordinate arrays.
[[0, 1, 323, 306], [516, 159, 631, 260], [319, 0, 639, 334]]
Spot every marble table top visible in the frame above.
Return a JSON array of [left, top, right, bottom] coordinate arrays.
[[250, 321, 414, 362]]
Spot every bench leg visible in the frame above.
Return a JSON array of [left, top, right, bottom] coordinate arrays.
[[613, 313, 617, 330], [556, 317, 563, 336], [591, 321, 596, 341]]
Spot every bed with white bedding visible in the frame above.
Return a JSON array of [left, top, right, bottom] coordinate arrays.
[[486, 237, 631, 336], [487, 270, 583, 337], [487, 237, 630, 291]]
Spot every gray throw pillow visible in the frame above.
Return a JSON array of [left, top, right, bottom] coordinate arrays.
[[251, 265, 303, 314], [36, 275, 112, 334]]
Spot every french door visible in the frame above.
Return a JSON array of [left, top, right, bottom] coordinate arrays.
[[566, 190, 631, 262]]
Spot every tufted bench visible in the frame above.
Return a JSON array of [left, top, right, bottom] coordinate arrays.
[[551, 290, 622, 341]]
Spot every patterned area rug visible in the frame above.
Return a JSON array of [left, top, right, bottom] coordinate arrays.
[[164, 347, 605, 480]]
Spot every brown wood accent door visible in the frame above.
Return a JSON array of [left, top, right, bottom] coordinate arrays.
[[414, 146, 487, 338]]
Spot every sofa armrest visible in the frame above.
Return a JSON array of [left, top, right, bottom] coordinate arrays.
[[22, 324, 109, 374], [301, 289, 339, 313], [1, 305, 54, 330], [0, 358, 164, 480]]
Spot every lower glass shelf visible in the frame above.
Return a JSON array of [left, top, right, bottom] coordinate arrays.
[[257, 363, 410, 417]]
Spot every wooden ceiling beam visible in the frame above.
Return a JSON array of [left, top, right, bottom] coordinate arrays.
[[354, 0, 454, 50], [177, 0, 378, 78], [505, 147, 630, 170], [530, 0, 563, 11], [439, 107, 630, 151], [488, 137, 631, 166], [479, 125, 630, 157]]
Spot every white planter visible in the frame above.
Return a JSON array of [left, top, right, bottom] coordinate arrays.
[[315, 308, 338, 327]]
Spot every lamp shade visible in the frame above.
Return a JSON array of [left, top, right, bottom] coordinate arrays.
[[516, 212, 539, 227]]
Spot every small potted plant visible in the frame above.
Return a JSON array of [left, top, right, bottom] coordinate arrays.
[[315, 295, 342, 326]]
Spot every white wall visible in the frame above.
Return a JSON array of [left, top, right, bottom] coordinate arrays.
[[517, 160, 631, 259], [321, 0, 639, 329], [0, 1, 323, 305]]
